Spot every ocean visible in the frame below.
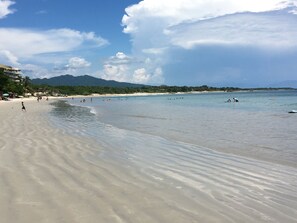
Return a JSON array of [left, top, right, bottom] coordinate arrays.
[[49, 90, 297, 222]]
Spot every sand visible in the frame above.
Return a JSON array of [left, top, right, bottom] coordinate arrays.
[[0, 100, 202, 223], [1, 99, 297, 223]]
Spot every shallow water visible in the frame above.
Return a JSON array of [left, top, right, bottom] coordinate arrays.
[[49, 90, 297, 222], [59, 90, 297, 167]]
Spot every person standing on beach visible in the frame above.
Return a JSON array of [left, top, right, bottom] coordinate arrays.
[[21, 102, 26, 111]]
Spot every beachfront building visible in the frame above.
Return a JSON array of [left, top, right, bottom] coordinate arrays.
[[0, 64, 22, 83], [0, 64, 24, 99]]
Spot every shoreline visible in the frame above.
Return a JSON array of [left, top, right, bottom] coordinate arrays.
[[1, 88, 295, 104]]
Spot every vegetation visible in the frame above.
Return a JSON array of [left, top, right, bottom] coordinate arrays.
[[1, 70, 23, 96], [27, 74, 256, 95], [28, 84, 243, 96], [27, 83, 296, 96], [1, 70, 294, 98]]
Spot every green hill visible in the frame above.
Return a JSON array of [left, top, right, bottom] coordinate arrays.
[[31, 74, 145, 88]]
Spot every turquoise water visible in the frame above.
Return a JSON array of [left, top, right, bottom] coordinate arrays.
[[49, 90, 297, 222], [54, 90, 297, 167]]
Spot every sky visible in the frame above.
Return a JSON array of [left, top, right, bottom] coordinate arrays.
[[0, 0, 297, 87]]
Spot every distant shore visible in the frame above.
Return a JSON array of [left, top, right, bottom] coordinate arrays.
[[1, 88, 295, 104], [0, 91, 197, 103]]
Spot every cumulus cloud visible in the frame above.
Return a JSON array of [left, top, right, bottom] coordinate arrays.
[[0, 0, 15, 19], [66, 57, 91, 69], [123, 0, 296, 32], [105, 52, 132, 64], [100, 52, 131, 82], [101, 64, 130, 82], [132, 68, 150, 83], [132, 67, 164, 83], [100, 52, 164, 84], [121, 0, 297, 86], [123, 0, 297, 48], [132, 67, 164, 84]]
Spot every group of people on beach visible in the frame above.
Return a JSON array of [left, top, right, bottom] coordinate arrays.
[[21, 96, 50, 112], [37, 96, 48, 102]]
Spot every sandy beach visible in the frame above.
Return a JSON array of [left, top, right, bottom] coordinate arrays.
[[1, 98, 297, 223], [0, 99, 202, 223]]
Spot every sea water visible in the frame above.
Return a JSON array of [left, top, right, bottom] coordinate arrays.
[[53, 90, 297, 167], [49, 90, 297, 222]]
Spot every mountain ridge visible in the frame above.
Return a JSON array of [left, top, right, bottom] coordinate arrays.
[[30, 74, 145, 88]]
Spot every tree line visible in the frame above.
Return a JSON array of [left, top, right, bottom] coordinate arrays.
[[30, 84, 242, 96], [1, 70, 293, 97]]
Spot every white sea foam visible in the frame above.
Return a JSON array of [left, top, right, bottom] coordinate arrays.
[[86, 106, 97, 115]]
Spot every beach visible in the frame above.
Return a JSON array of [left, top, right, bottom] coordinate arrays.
[[0, 99, 203, 222], [1, 96, 297, 223]]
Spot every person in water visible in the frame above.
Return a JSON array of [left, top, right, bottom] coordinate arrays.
[[233, 97, 239, 102]]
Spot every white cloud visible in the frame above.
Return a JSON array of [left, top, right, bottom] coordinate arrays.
[[0, 0, 15, 19], [121, 0, 297, 85], [132, 67, 164, 84], [123, 0, 297, 48], [45, 57, 92, 77], [66, 57, 91, 69], [100, 52, 131, 82], [21, 64, 50, 79], [167, 12, 297, 49], [0, 28, 109, 58], [21, 57, 92, 78], [114, 52, 128, 60], [0, 50, 20, 66], [101, 64, 130, 82], [106, 52, 132, 64], [123, 0, 295, 34], [99, 52, 164, 84], [132, 68, 150, 83], [0, 28, 108, 78]]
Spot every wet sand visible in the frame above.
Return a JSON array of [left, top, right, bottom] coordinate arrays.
[[0, 99, 297, 223]]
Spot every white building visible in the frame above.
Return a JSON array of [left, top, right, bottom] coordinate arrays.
[[0, 64, 22, 82]]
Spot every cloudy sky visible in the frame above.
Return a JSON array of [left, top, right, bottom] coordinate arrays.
[[1, 0, 297, 87]]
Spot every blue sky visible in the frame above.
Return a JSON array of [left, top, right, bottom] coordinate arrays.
[[1, 0, 297, 87]]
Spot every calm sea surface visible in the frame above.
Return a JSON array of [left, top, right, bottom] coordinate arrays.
[[52, 90, 297, 167], [49, 90, 297, 222]]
